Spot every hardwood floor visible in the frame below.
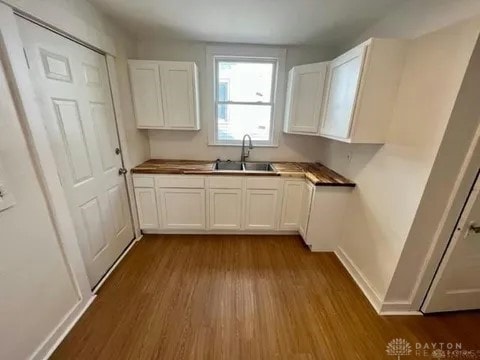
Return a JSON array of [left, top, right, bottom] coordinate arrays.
[[52, 235, 480, 359]]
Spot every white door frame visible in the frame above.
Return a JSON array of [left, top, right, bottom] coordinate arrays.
[[0, 3, 140, 358], [411, 122, 480, 310]]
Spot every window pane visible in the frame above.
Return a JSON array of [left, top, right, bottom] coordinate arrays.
[[217, 104, 271, 141], [217, 61, 274, 103]]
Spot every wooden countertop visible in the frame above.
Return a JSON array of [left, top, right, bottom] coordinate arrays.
[[131, 159, 355, 187]]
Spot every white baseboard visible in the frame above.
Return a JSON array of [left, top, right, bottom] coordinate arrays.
[[379, 300, 423, 315], [334, 246, 382, 313], [141, 230, 299, 236], [93, 235, 141, 294], [31, 295, 96, 360]]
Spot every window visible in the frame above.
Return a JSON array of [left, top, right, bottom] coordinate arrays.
[[214, 58, 277, 145]]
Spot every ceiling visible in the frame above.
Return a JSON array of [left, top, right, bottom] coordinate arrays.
[[89, 0, 404, 46]]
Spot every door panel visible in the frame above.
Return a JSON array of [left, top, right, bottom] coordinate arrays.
[[279, 181, 304, 230], [244, 189, 279, 230], [321, 45, 366, 139], [423, 173, 480, 312], [18, 18, 134, 287], [159, 188, 206, 229], [160, 61, 195, 128], [135, 188, 159, 230], [209, 189, 242, 230], [128, 61, 164, 128]]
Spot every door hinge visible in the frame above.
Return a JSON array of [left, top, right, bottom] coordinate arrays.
[[23, 48, 30, 69]]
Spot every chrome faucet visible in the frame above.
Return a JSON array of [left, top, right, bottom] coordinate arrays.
[[241, 134, 253, 162]]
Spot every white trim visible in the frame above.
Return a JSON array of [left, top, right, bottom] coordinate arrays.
[[105, 55, 141, 238], [30, 295, 96, 360], [142, 229, 298, 235], [93, 236, 141, 293], [379, 301, 424, 315], [1, 0, 117, 55], [334, 246, 382, 313], [206, 45, 286, 147]]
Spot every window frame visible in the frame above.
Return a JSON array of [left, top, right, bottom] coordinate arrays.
[[206, 45, 287, 147]]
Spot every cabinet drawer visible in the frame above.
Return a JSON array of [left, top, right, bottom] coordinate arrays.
[[208, 177, 243, 189], [133, 176, 154, 188], [155, 175, 205, 188], [246, 177, 282, 190]]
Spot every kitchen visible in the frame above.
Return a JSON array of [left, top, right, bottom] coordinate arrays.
[[1, 0, 480, 359]]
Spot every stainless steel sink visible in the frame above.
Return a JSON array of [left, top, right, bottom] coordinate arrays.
[[214, 161, 244, 171], [243, 162, 275, 172], [214, 161, 275, 172]]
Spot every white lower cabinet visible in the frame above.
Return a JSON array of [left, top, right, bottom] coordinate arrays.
[[134, 188, 159, 229], [208, 189, 242, 230], [133, 174, 353, 250], [158, 188, 206, 229], [244, 189, 279, 230], [279, 180, 305, 230]]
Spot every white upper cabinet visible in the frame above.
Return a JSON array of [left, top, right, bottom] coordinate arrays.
[[128, 61, 165, 129], [128, 60, 200, 130], [284, 62, 328, 134], [320, 38, 406, 143]]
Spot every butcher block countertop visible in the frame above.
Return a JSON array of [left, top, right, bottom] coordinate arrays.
[[132, 160, 355, 187]]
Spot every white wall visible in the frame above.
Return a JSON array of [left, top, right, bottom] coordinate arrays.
[[0, 55, 79, 360], [136, 39, 337, 162], [319, 5, 480, 304]]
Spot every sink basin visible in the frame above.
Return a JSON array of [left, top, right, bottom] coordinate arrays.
[[215, 161, 244, 171], [214, 161, 276, 172], [243, 162, 275, 172]]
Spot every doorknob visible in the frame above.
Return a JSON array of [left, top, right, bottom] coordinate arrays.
[[115, 147, 121, 155], [469, 223, 480, 234], [118, 168, 127, 175]]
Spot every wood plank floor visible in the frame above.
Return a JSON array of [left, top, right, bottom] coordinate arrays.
[[52, 235, 480, 359]]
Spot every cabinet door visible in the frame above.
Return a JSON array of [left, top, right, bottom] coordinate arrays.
[[128, 61, 164, 128], [321, 44, 367, 139], [299, 182, 314, 239], [209, 189, 242, 230], [160, 61, 199, 129], [134, 188, 159, 229], [285, 62, 328, 134], [158, 188, 205, 229], [279, 180, 304, 230], [244, 189, 279, 230]]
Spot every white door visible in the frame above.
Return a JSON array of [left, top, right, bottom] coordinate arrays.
[[209, 189, 242, 230], [279, 180, 304, 230], [423, 173, 480, 313], [285, 62, 328, 134], [135, 188, 159, 230], [128, 60, 164, 129], [158, 188, 206, 229], [160, 61, 198, 129], [320, 44, 367, 139], [19, 18, 134, 287], [244, 189, 279, 230]]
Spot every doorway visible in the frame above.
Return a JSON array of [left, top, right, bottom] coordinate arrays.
[[17, 16, 134, 288]]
